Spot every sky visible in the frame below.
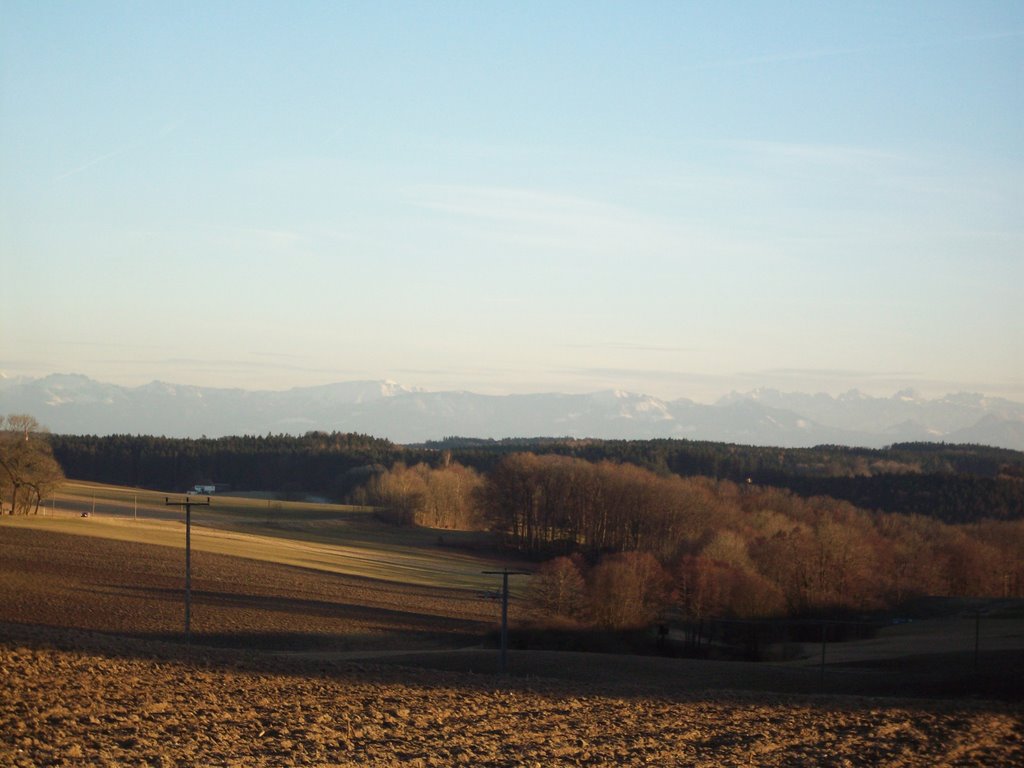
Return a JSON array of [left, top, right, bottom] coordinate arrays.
[[2, 1, 1022, 403]]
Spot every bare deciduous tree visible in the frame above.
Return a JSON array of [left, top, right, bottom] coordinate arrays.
[[528, 555, 588, 623], [355, 461, 484, 529], [588, 551, 671, 630], [0, 415, 65, 514]]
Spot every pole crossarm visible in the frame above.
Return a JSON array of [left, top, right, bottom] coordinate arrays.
[[164, 496, 212, 509], [165, 496, 211, 644]]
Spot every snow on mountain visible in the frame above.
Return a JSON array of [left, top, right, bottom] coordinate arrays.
[[719, 387, 1024, 439], [1, 375, 1022, 449], [282, 380, 421, 404], [892, 388, 924, 403]]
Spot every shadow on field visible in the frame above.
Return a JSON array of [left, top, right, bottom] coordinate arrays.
[[4, 527, 1021, 704], [137, 629, 485, 652], [3, 620, 1021, 703], [366, 644, 1024, 702], [827, 649, 1024, 701], [86, 583, 484, 636]]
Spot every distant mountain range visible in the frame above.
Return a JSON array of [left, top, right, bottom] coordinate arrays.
[[2, 373, 1024, 450]]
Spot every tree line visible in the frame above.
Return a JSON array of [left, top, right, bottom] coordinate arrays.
[[46, 432, 1024, 524], [428, 437, 1024, 524], [359, 452, 1023, 626], [47, 431, 406, 499], [424, 436, 1024, 478]]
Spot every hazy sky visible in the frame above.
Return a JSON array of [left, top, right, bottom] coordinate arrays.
[[2, 2, 1022, 402]]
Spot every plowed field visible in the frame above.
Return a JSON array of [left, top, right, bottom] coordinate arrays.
[[2, 521, 1022, 766]]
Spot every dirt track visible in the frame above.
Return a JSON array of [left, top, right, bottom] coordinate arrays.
[[2, 525, 1023, 766]]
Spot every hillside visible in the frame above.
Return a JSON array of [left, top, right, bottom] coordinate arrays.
[[2, 501, 1022, 767]]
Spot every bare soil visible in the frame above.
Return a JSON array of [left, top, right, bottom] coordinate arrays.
[[2, 526, 1022, 766], [0, 527, 491, 652]]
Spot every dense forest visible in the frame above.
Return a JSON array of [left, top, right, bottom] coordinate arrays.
[[47, 432, 404, 499], [48, 433, 1024, 524]]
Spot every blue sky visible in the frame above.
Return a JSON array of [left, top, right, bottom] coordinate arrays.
[[2, 2, 1022, 401]]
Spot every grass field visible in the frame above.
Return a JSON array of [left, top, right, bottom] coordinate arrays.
[[31, 481, 516, 592], [2, 481, 1022, 766]]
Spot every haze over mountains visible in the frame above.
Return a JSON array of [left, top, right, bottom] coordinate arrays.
[[4, 374, 1024, 450]]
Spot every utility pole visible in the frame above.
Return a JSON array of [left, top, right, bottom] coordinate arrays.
[[974, 610, 981, 673], [819, 621, 828, 691], [165, 496, 210, 644], [482, 568, 530, 674]]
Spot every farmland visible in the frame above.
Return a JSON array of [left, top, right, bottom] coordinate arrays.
[[1, 483, 1022, 766]]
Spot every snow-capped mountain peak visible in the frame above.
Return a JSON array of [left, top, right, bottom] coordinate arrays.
[[1, 375, 1022, 449]]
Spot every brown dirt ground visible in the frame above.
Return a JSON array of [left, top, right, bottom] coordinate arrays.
[[2, 527, 1022, 766], [0, 527, 492, 652]]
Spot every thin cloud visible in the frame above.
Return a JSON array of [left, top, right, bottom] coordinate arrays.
[[406, 183, 681, 255], [212, 225, 306, 250], [85, 358, 361, 383], [560, 367, 727, 383], [55, 119, 183, 181], [561, 342, 698, 354], [743, 368, 920, 380], [408, 184, 630, 226], [9, 338, 158, 351], [248, 351, 306, 360], [722, 139, 908, 169], [684, 29, 1024, 74], [153, 358, 354, 376], [56, 147, 131, 181], [684, 46, 867, 72], [731, 369, 1021, 398], [962, 29, 1024, 42]]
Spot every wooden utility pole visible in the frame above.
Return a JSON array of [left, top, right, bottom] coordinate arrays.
[[482, 568, 530, 674], [974, 610, 981, 673], [165, 496, 210, 644], [819, 621, 828, 691]]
